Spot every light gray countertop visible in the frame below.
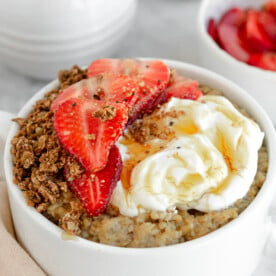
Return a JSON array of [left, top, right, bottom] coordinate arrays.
[[0, 0, 275, 275]]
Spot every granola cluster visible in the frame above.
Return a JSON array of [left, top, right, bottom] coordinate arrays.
[[11, 66, 87, 225]]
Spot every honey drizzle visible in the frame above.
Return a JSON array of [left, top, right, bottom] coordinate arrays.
[[120, 137, 168, 191]]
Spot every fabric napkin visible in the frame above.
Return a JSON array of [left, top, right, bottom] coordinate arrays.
[[0, 110, 276, 276], [0, 111, 45, 276]]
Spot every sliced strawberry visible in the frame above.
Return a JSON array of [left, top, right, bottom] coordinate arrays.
[[207, 18, 218, 43], [67, 146, 122, 216], [87, 59, 170, 122], [88, 59, 170, 91], [165, 74, 203, 101], [51, 73, 139, 112], [263, 0, 276, 16], [51, 80, 89, 112], [54, 98, 128, 172], [217, 8, 251, 62], [248, 52, 276, 71], [244, 10, 275, 52], [259, 11, 276, 44]]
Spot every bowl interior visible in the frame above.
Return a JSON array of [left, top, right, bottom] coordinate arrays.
[[4, 59, 276, 252]]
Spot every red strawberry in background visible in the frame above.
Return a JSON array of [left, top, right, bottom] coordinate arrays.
[[207, 18, 219, 43], [67, 146, 122, 216], [87, 59, 170, 122], [259, 10, 276, 44], [51, 73, 139, 112], [263, 0, 276, 16], [54, 98, 128, 172], [217, 8, 251, 62], [207, 2, 276, 71], [243, 10, 275, 52], [248, 52, 276, 70]]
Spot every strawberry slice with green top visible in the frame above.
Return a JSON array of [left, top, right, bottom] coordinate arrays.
[[165, 74, 203, 101], [51, 73, 138, 112], [54, 98, 128, 172], [87, 59, 170, 122], [67, 145, 122, 216]]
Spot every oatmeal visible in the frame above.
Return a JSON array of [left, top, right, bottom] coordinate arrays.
[[11, 60, 268, 248]]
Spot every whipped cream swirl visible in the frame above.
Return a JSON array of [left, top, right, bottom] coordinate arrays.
[[111, 96, 264, 217]]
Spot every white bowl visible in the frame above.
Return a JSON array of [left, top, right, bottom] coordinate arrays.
[[0, 3, 135, 55], [197, 0, 276, 124], [0, 0, 136, 48], [0, 2, 136, 79], [4, 59, 276, 276], [0, 0, 135, 40]]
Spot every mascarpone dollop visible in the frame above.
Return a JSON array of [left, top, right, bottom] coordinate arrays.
[[111, 96, 264, 217]]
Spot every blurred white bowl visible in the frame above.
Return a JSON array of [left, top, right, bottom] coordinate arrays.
[[0, 0, 137, 79], [0, 0, 135, 40], [0, 2, 135, 55], [197, 0, 276, 124]]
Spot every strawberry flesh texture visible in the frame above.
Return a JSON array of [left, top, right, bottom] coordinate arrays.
[[244, 10, 275, 52], [51, 73, 138, 112], [217, 8, 251, 62], [67, 145, 122, 216], [165, 74, 203, 101], [259, 11, 276, 45], [87, 59, 170, 122], [263, 0, 276, 16], [248, 52, 276, 71], [207, 18, 219, 43], [54, 98, 128, 172], [88, 59, 170, 92]]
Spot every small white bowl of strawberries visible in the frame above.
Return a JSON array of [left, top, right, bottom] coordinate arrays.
[[198, 0, 276, 124]]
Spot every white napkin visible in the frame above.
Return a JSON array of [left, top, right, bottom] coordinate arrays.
[[0, 110, 275, 276]]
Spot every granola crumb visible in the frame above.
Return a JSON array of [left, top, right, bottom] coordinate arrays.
[[58, 65, 87, 89], [93, 105, 116, 121]]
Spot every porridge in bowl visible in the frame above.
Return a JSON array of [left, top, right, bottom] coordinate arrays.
[[10, 59, 267, 248]]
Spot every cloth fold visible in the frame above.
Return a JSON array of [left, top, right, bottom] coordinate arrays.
[[0, 111, 45, 276]]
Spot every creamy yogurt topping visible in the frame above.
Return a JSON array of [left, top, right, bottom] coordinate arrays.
[[111, 96, 264, 217]]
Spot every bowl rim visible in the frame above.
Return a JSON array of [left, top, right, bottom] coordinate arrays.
[[198, 0, 276, 80], [4, 59, 276, 254]]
